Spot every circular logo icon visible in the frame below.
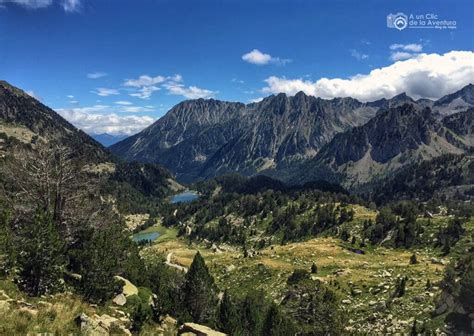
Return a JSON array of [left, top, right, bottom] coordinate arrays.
[[393, 13, 408, 31]]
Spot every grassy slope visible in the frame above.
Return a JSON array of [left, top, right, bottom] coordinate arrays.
[[144, 206, 474, 334]]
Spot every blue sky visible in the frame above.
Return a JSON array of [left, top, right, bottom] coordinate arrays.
[[0, 0, 473, 135]]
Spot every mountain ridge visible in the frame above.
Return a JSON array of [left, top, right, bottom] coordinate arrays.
[[111, 84, 474, 183]]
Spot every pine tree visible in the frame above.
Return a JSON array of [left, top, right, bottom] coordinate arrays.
[[80, 223, 125, 303], [182, 251, 218, 325], [459, 261, 474, 312], [16, 210, 65, 296], [218, 289, 239, 334], [240, 290, 266, 335], [262, 303, 295, 336], [340, 229, 350, 242], [0, 209, 15, 275]]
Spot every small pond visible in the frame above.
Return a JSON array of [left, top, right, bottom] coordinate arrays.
[[171, 190, 199, 204], [132, 231, 160, 243]]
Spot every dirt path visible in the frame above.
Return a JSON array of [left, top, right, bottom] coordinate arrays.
[[165, 252, 188, 273]]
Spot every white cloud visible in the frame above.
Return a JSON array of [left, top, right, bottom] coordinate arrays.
[[390, 43, 423, 52], [242, 49, 291, 66], [87, 72, 107, 79], [115, 100, 133, 105], [123, 74, 182, 99], [120, 106, 154, 113], [389, 43, 423, 61], [93, 88, 119, 97], [164, 82, 217, 99], [124, 75, 166, 87], [61, 0, 79, 12], [122, 73, 213, 100], [261, 51, 474, 101], [390, 51, 415, 61], [0, 0, 52, 9], [67, 95, 74, 98], [56, 105, 155, 135], [129, 85, 160, 99], [350, 49, 369, 61]]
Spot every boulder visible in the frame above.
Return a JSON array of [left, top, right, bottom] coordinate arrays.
[[161, 315, 178, 330], [179, 323, 227, 336], [114, 276, 138, 297], [76, 313, 131, 336], [113, 294, 127, 306]]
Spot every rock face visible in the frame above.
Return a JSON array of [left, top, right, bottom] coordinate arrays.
[[110, 85, 473, 183], [433, 83, 474, 117], [178, 322, 227, 336], [287, 104, 472, 188], [110, 92, 383, 182]]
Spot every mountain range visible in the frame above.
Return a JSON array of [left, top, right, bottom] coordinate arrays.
[[110, 84, 474, 187], [90, 133, 128, 147], [0, 80, 178, 208]]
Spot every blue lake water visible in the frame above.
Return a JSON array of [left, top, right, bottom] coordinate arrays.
[[132, 231, 160, 243], [171, 191, 199, 204]]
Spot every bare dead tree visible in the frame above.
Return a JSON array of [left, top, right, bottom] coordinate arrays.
[[2, 142, 118, 241]]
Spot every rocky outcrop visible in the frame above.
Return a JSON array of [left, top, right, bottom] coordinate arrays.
[[114, 276, 138, 296], [76, 313, 131, 335], [178, 322, 227, 336], [289, 104, 471, 188]]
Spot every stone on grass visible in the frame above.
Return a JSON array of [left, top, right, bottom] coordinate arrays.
[[113, 293, 127, 306]]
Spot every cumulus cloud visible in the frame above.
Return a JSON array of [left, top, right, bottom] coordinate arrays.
[[242, 49, 291, 66], [115, 100, 132, 105], [56, 105, 155, 135], [389, 43, 423, 61], [0, 0, 52, 9], [87, 72, 107, 79], [261, 51, 474, 101], [93, 88, 119, 97], [164, 82, 217, 99]]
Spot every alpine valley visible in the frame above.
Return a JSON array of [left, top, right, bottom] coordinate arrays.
[[0, 77, 473, 336]]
